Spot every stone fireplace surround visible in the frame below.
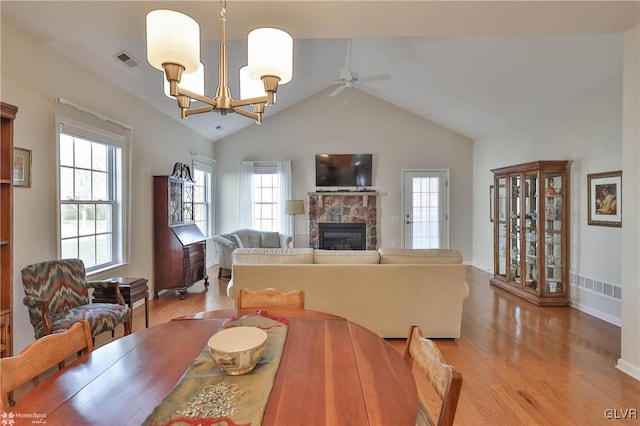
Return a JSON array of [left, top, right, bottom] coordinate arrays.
[[308, 192, 378, 250]]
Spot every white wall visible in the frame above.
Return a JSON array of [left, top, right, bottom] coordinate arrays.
[[619, 24, 640, 380], [473, 77, 624, 324], [1, 21, 214, 353], [214, 88, 473, 258]]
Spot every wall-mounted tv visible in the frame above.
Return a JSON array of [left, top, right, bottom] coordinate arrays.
[[315, 154, 373, 187]]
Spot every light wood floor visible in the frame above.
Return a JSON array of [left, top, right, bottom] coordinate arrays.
[[101, 265, 640, 425]]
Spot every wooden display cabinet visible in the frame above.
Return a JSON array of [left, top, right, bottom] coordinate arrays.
[[490, 160, 569, 306], [153, 163, 208, 299], [1, 102, 18, 358]]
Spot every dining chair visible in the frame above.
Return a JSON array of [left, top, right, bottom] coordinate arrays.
[[404, 325, 463, 426], [237, 288, 305, 309], [21, 258, 131, 340], [0, 320, 93, 410]]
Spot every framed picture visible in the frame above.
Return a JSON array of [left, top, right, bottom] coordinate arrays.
[[588, 171, 622, 227], [13, 147, 32, 188], [490, 185, 494, 222]]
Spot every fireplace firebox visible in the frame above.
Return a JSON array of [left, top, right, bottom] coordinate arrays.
[[319, 223, 366, 250]]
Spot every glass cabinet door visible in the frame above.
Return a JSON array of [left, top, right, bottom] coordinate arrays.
[[508, 175, 521, 283], [169, 180, 183, 225], [496, 177, 507, 277], [183, 182, 194, 222], [523, 172, 538, 292], [544, 172, 563, 294]]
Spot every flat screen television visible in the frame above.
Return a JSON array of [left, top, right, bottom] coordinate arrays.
[[315, 154, 373, 187]]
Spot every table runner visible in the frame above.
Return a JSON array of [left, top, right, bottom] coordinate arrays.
[[144, 311, 289, 426]]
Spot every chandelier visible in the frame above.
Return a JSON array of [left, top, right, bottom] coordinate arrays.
[[146, 1, 293, 124]]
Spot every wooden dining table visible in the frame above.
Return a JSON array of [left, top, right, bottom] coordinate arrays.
[[11, 308, 418, 425]]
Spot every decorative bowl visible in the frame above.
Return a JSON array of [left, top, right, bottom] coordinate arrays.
[[208, 326, 267, 375]]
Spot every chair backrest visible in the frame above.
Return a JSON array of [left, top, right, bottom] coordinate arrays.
[[0, 320, 93, 410], [404, 325, 463, 426], [237, 288, 305, 309], [21, 259, 90, 327]]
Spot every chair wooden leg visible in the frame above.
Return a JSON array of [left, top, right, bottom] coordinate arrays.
[[124, 319, 132, 335]]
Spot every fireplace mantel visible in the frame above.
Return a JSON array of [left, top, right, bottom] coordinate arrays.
[[308, 192, 378, 250]]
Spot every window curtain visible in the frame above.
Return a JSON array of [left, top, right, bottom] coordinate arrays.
[[239, 161, 253, 229], [238, 160, 292, 237]]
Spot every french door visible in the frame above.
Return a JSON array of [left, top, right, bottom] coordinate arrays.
[[402, 170, 450, 249]]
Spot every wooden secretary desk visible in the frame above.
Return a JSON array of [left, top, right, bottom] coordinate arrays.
[[153, 163, 208, 299]]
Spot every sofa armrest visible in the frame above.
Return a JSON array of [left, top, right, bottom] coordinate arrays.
[[23, 295, 53, 335], [212, 235, 238, 250], [279, 234, 293, 249]]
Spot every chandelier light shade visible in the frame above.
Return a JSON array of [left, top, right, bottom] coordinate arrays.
[[145, 1, 294, 124], [247, 28, 293, 85], [146, 10, 200, 74], [240, 66, 266, 99]]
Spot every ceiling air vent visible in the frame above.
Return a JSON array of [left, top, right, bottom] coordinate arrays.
[[113, 50, 139, 68]]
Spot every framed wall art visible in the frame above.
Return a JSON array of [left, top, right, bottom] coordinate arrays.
[[588, 170, 621, 227], [13, 147, 31, 188]]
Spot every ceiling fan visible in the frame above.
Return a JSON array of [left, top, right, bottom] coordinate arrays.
[[328, 39, 391, 97]]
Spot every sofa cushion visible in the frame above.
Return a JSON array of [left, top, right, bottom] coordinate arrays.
[[378, 248, 463, 264], [313, 250, 380, 264], [260, 232, 281, 248], [233, 248, 314, 265]]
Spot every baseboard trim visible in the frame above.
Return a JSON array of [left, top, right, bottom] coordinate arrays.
[[569, 299, 621, 326], [616, 358, 640, 381]]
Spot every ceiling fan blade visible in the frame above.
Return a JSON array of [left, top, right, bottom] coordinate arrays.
[[360, 74, 391, 83], [329, 85, 347, 97]]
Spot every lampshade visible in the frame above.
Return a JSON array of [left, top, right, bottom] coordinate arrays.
[[240, 65, 266, 99], [146, 10, 201, 73], [285, 200, 305, 215], [164, 62, 205, 99], [247, 28, 293, 85]]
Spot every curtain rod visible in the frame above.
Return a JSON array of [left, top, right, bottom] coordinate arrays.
[[51, 97, 133, 131]]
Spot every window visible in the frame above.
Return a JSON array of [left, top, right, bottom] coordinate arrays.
[[239, 161, 292, 235], [192, 158, 214, 237], [57, 118, 129, 272]]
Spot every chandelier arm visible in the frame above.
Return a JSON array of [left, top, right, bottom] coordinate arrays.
[[232, 107, 261, 122], [176, 87, 218, 107], [230, 96, 269, 108], [183, 105, 216, 117]]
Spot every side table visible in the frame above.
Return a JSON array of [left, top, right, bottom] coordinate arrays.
[[92, 277, 149, 330]]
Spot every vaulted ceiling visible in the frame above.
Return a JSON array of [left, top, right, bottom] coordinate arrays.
[[2, 1, 638, 141]]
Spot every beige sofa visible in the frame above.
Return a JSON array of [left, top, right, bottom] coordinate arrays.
[[227, 248, 468, 338]]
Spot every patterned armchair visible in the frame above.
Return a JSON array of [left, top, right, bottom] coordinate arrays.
[[21, 259, 131, 339]]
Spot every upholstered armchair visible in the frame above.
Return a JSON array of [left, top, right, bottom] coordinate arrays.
[[21, 259, 131, 339], [212, 229, 292, 278]]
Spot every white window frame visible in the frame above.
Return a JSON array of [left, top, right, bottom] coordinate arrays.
[[56, 116, 130, 273], [192, 155, 215, 238], [239, 161, 292, 236]]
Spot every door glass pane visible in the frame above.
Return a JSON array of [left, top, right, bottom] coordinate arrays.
[[411, 176, 439, 248]]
